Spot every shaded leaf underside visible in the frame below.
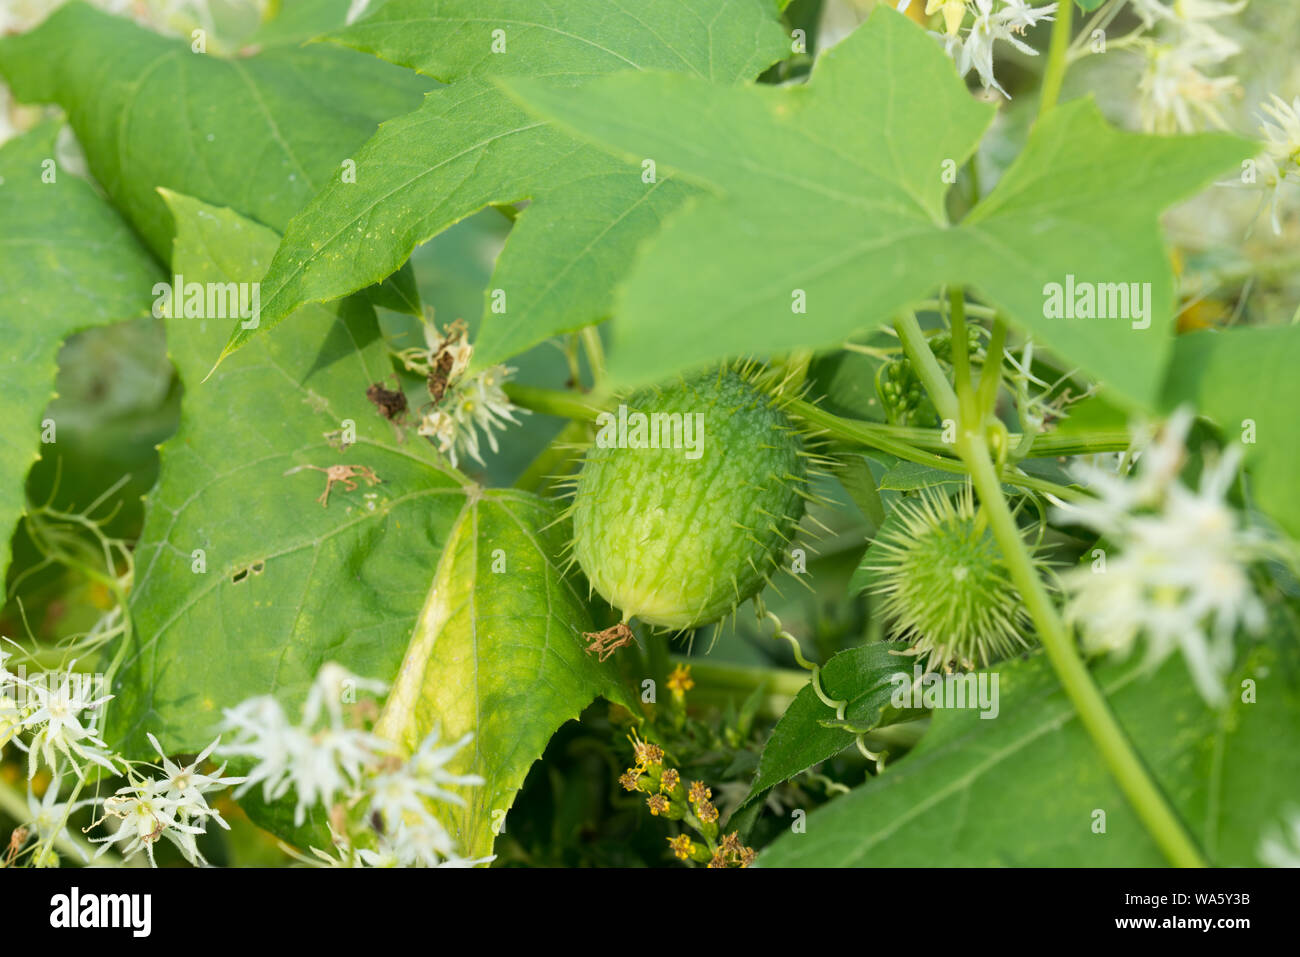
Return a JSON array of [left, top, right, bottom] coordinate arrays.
[[0, 123, 161, 581], [503, 6, 1254, 407], [224, 0, 792, 369]]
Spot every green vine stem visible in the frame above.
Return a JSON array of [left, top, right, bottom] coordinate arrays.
[[504, 381, 609, 420], [948, 287, 974, 399], [795, 403, 1130, 459], [0, 776, 113, 867], [897, 307, 1207, 868], [506, 382, 1097, 501], [668, 652, 931, 768], [1039, 0, 1074, 114], [672, 656, 809, 720], [504, 382, 1125, 503], [581, 326, 607, 390], [976, 319, 1008, 416], [894, 312, 959, 421], [19, 503, 136, 867], [960, 430, 1207, 867], [754, 600, 886, 769]]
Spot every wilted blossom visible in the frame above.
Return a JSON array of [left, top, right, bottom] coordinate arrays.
[[410, 319, 527, 468]]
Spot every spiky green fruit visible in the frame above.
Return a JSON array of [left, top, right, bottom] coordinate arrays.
[[571, 369, 806, 630], [859, 487, 1035, 669]]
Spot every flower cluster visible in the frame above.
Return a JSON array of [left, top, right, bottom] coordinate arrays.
[[218, 662, 488, 868], [21, 774, 94, 865], [0, 647, 243, 867], [0, 650, 118, 781], [343, 728, 490, 868], [1130, 0, 1244, 134], [0, 647, 23, 749], [218, 663, 390, 826], [1055, 408, 1269, 707], [907, 0, 1058, 99], [666, 663, 695, 705], [401, 316, 527, 469], [88, 734, 243, 866], [1255, 93, 1300, 234], [2, 653, 489, 868], [619, 730, 754, 868]]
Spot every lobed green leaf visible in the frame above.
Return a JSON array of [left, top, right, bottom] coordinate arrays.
[[105, 191, 465, 756], [504, 6, 1254, 407], [758, 645, 1300, 866], [374, 488, 640, 859], [0, 1, 429, 308], [223, 0, 792, 369]]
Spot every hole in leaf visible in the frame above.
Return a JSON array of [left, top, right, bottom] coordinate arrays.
[[231, 560, 266, 584]]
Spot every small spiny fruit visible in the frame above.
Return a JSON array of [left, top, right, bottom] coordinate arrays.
[[570, 368, 808, 631], [861, 486, 1035, 670]]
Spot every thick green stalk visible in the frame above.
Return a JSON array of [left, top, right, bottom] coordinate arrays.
[[947, 288, 974, 401], [503, 382, 1097, 499], [504, 382, 608, 420], [581, 326, 607, 390], [958, 431, 1206, 867], [506, 382, 1129, 458], [897, 302, 1206, 868], [893, 312, 959, 422], [790, 398, 1081, 499], [1039, 0, 1074, 114], [976, 319, 1008, 416]]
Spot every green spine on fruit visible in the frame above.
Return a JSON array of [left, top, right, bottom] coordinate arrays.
[[570, 368, 807, 631]]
